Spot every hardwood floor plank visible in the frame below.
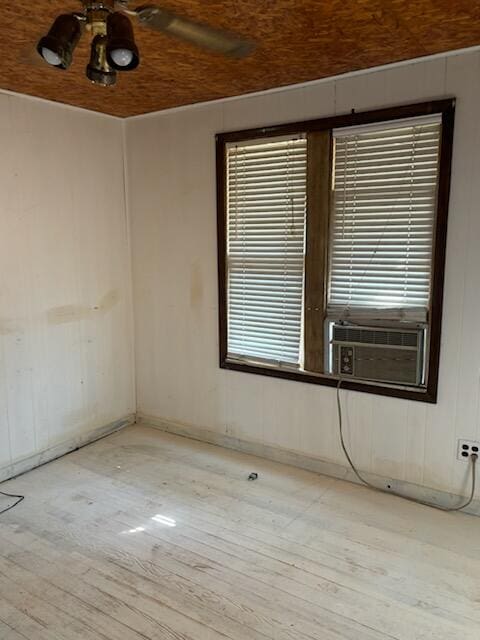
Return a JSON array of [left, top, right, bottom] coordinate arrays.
[[0, 552, 154, 640], [0, 619, 30, 640], [0, 575, 99, 640], [25, 451, 478, 605], [0, 424, 479, 640], [1, 506, 353, 640], [0, 533, 271, 640]]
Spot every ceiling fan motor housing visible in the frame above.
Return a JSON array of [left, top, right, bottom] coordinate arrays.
[[83, 0, 116, 10], [84, 1, 115, 35]]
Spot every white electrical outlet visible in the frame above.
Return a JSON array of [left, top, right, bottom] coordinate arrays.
[[457, 439, 480, 461]]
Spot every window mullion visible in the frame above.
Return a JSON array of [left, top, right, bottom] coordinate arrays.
[[303, 130, 332, 374]]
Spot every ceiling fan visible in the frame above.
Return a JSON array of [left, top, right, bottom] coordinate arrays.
[[37, 0, 255, 87]]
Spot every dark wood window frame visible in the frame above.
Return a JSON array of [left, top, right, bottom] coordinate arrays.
[[216, 99, 455, 403]]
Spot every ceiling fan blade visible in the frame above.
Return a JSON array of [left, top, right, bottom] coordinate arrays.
[[134, 5, 255, 58]]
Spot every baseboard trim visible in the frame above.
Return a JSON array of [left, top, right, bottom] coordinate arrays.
[[137, 413, 480, 517], [0, 414, 135, 484]]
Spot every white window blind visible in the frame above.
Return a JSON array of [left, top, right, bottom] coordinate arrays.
[[226, 135, 307, 364], [328, 115, 441, 323]]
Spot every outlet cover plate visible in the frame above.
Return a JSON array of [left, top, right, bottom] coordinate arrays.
[[457, 439, 480, 461]]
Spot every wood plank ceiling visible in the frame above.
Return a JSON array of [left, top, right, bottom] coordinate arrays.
[[2, 1, 480, 117]]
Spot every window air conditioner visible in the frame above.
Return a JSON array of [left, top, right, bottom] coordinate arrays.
[[331, 324, 425, 386]]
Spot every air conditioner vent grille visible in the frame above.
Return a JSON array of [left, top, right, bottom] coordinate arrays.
[[333, 326, 419, 348]]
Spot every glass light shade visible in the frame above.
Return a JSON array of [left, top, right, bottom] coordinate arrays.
[[110, 48, 134, 67], [41, 47, 62, 66]]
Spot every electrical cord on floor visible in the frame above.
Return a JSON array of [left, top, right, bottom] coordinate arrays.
[[0, 490, 25, 516], [336, 379, 477, 513]]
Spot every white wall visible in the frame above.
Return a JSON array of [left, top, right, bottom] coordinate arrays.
[[0, 93, 135, 479], [127, 49, 480, 497]]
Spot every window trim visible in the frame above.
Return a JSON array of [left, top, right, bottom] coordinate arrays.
[[216, 99, 455, 403]]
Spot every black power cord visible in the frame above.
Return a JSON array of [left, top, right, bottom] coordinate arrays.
[[0, 490, 25, 516], [337, 379, 478, 513]]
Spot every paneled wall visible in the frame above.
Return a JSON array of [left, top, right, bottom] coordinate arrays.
[[127, 49, 480, 496], [0, 93, 135, 478]]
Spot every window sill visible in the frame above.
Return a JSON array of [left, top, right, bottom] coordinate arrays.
[[221, 357, 436, 403]]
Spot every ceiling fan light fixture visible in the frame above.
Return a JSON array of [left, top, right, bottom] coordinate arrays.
[[37, 13, 82, 70], [106, 12, 139, 71], [35, 2, 255, 88], [86, 34, 117, 86]]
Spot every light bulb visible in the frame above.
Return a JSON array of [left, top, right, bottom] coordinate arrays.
[[110, 48, 134, 67], [42, 47, 62, 66]]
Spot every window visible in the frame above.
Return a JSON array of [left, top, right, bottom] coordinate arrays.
[[328, 117, 440, 321], [217, 100, 454, 402], [227, 136, 307, 365]]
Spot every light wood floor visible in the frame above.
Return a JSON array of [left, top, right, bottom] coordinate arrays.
[[0, 425, 479, 640]]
